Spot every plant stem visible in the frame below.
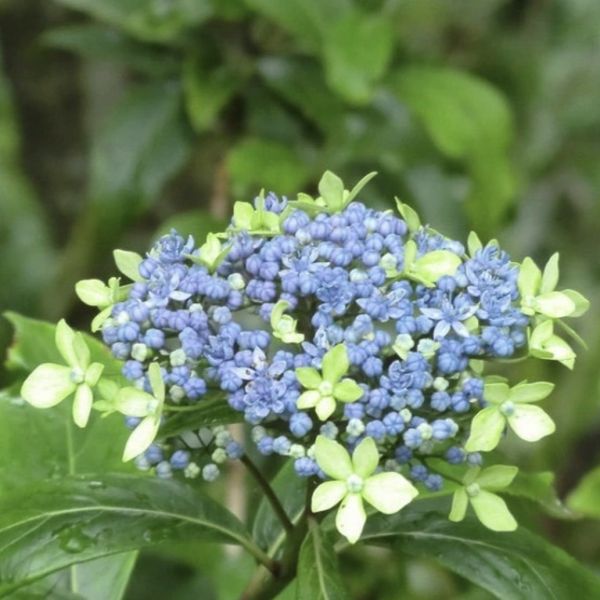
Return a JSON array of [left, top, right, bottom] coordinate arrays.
[[239, 539, 279, 577], [241, 455, 294, 536]]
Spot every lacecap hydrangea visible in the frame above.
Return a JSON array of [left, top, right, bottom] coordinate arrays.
[[21, 171, 589, 543]]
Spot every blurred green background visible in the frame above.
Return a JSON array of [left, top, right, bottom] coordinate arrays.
[[1, 0, 600, 598]]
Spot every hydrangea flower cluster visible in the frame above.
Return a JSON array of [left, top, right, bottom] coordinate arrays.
[[21, 171, 589, 543]]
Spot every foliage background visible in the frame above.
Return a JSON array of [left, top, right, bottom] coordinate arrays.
[[1, 0, 600, 598]]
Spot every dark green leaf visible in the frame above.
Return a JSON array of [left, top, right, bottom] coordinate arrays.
[[3, 312, 123, 379], [90, 81, 192, 206], [323, 12, 393, 104], [506, 471, 573, 519], [390, 66, 516, 234], [158, 396, 243, 439], [43, 25, 178, 75], [567, 467, 600, 518], [54, 0, 213, 44], [357, 501, 600, 599], [228, 138, 311, 199], [245, 0, 351, 50], [0, 474, 253, 596], [252, 461, 306, 553], [297, 522, 348, 600], [183, 55, 247, 132]]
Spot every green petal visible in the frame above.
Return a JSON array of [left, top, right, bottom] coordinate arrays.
[[113, 249, 144, 282], [534, 292, 576, 318], [561, 289, 590, 317], [540, 252, 559, 294], [412, 250, 462, 283], [55, 319, 79, 368], [297, 390, 321, 410], [72, 384, 93, 428], [91, 306, 113, 333], [314, 435, 353, 480], [334, 379, 363, 402], [72, 333, 91, 370], [449, 489, 468, 522], [21, 364, 76, 408], [116, 387, 155, 417], [475, 465, 519, 491], [295, 367, 322, 389], [318, 170, 345, 212], [483, 382, 510, 404], [75, 279, 112, 307], [270, 300, 289, 330], [508, 405, 556, 442], [315, 396, 337, 421], [311, 481, 347, 512], [510, 381, 554, 404], [470, 490, 517, 532], [85, 362, 104, 387], [322, 344, 349, 383], [122, 416, 160, 462], [335, 493, 366, 544], [362, 472, 418, 514], [148, 362, 165, 403], [352, 437, 379, 478], [518, 257, 542, 298], [465, 407, 506, 452]]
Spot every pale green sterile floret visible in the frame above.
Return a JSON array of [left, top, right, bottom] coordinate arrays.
[[399, 238, 462, 288], [346, 418, 365, 437], [271, 300, 305, 344], [400, 408, 412, 423], [212, 448, 228, 464], [295, 344, 363, 420], [227, 273, 246, 290], [184, 462, 201, 479], [20, 319, 104, 429], [289, 444, 306, 459], [170, 348, 187, 367], [311, 436, 418, 544], [131, 343, 150, 362], [465, 380, 556, 453], [120, 362, 166, 462], [417, 423, 433, 440], [232, 194, 281, 235], [433, 377, 449, 391], [449, 465, 518, 532], [393, 333, 414, 359]]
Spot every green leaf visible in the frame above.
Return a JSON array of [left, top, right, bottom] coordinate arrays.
[[359, 502, 600, 599], [183, 54, 245, 132], [323, 12, 393, 104], [252, 461, 307, 554], [0, 474, 254, 596], [507, 471, 573, 519], [297, 523, 348, 600], [158, 396, 243, 439], [53, 0, 213, 43], [245, 0, 351, 50], [567, 467, 600, 518], [395, 199, 421, 232], [43, 24, 178, 76], [391, 66, 515, 234], [467, 231, 483, 256], [4, 312, 124, 380], [228, 138, 311, 199]]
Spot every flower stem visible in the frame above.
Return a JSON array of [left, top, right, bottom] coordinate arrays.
[[240, 455, 294, 536]]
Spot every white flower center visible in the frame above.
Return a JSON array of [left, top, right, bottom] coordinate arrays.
[[466, 483, 480, 498], [319, 381, 333, 396], [500, 400, 516, 416], [346, 474, 364, 493], [70, 368, 85, 385]]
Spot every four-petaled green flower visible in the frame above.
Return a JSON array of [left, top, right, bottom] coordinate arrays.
[[466, 381, 556, 452], [21, 319, 104, 428], [189, 234, 231, 273], [296, 344, 363, 420], [449, 465, 518, 532], [270, 300, 304, 344], [518, 254, 589, 320], [117, 362, 166, 462], [311, 435, 419, 543]]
